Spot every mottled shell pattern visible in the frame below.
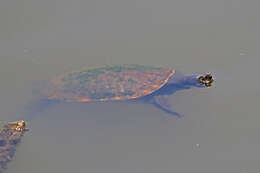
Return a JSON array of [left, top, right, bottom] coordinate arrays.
[[47, 65, 175, 102]]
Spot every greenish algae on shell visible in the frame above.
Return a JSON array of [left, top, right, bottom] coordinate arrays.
[[47, 65, 175, 102]]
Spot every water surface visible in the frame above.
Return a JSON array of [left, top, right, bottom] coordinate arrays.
[[1, 0, 260, 173]]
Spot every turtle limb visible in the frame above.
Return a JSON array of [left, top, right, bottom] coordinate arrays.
[[152, 95, 183, 118]]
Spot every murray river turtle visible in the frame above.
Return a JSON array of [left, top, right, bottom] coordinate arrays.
[[0, 120, 27, 172], [46, 64, 214, 116]]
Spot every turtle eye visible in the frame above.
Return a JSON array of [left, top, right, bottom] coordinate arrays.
[[198, 76, 204, 81], [17, 120, 26, 128], [205, 74, 212, 80]]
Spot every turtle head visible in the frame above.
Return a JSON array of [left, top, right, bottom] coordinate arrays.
[[195, 73, 214, 87], [177, 73, 214, 88]]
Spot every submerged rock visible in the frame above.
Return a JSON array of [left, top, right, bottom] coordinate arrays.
[[0, 120, 27, 173]]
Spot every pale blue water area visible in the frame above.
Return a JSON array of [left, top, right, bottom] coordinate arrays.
[[1, 0, 260, 173]]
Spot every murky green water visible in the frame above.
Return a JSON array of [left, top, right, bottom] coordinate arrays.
[[1, 0, 260, 172]]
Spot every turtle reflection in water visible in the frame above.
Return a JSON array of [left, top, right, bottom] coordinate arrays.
[[0, 120, 27, 173], [46, 64, 214, 117]]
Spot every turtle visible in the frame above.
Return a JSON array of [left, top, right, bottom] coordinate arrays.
[[0, 120, 27, 172], [44, 64, 214, 117]]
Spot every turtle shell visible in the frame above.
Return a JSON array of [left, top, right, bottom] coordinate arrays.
[[47, 65, 175, 102]]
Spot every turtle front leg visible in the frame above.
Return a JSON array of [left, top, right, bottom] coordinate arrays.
[[152, 95, 183, 118]]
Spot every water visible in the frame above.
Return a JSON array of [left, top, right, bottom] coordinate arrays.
[[1, 0, 260, 172]]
